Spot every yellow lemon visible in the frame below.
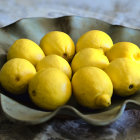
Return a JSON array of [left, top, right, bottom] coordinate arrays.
[[104, 58, 140, 96], [36, 54, 72, 79], [0, 58, 36, 94], [28, 68, 72, 110], [72, 67, 113, 109], [71, 48, 109, 73], [106, 42, 140, 62], [76, 30, 113, 53], [40, 31, 75, 62], [7, 39, 45, 65]]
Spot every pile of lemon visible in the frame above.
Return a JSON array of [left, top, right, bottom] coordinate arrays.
[[1, 30, 140, 110]]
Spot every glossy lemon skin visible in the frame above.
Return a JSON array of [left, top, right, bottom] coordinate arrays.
[[104, 58, 140, 96], [28, 68, 72, 110], [0, 58, 36, 94], [76, 30, 113, 53], [72, 67, 113, 109], [40, 31, 75, 62], [7, 39, 45, 66], [106, 42, 140, 62], [36, 54, 72, 79], [71, 48, 109, 73]]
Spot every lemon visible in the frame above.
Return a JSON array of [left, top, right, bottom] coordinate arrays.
[[7, 39, 45, 65], [28, 68, 72, 110], [106, 42, 140, 62], [76, 30, 113, 53], [104, 58, 140, 96], [71, 48, 109, 73], [0, 58, 36, 94], [36, 54, 72, 79], [72, 67, 113, 109], [40, 31, 75, 62]]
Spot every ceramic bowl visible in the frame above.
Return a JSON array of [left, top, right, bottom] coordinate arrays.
[[1, 16, 140, 126]]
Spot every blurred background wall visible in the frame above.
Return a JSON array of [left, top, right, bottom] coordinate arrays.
[[0, 0, 140, 28]]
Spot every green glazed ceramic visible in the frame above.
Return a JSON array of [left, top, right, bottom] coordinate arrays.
[[0, 16, 140, 126]]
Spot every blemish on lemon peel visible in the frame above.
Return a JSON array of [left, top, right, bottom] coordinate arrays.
[[15, 76, 20, 81], [133, 52, 140, 61], [129, 84, 134, 89], [32, 90, 36, 96], [63, 53, 67, 59]]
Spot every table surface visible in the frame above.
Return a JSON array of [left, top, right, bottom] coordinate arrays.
[[1, 0, 140, 140]]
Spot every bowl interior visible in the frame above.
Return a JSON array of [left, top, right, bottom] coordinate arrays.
[[0, 16, 140, 115]]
